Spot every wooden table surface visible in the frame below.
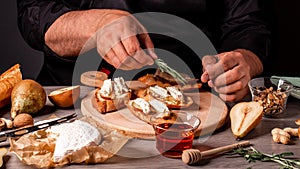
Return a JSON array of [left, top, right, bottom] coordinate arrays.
[[1, 86, 300, 169]]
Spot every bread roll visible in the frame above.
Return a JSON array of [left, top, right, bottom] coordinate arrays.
[[0, 64, 22, 108]]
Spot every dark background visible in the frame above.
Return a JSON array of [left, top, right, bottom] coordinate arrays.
[[0, 0, 43, 79], [0, 1, 299, 79]]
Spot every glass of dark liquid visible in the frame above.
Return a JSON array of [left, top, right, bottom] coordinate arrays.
[[150, 112, 201, 158]]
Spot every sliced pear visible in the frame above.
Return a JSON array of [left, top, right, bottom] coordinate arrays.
[[230, 101, 263, 139], [48, 85, 80, 108]]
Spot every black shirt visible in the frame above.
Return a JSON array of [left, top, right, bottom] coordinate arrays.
[[17, 0, 272, 85]]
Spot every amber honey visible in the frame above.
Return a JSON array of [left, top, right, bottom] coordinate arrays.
[[154, 123, 195, 158]]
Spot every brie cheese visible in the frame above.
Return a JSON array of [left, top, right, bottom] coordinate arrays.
[[50, 120, 101, 162]]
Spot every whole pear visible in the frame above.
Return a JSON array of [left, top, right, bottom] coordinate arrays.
[[10, 79, 46, 119]]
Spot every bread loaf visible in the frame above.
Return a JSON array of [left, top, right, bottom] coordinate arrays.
[[0, 64, 22, 108]]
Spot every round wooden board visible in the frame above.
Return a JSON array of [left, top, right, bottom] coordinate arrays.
[[81, 90, 228, 139]]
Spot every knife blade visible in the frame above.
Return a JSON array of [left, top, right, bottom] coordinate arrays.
[[0, 113, 77, 142]]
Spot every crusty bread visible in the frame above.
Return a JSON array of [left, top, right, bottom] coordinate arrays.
[[127, 98, 178, 124], [92, 88, 131, 113], [0, 64, 22, 108]]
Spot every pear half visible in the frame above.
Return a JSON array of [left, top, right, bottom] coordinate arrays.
[[230, 101, 263, 139]]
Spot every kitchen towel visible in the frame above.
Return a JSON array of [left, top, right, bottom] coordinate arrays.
[[272, 76, 300, 99]]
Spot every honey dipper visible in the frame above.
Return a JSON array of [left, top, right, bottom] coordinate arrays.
[[182, 140, 251, 165]]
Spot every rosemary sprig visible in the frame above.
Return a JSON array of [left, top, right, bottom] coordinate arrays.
[[155, 59, 187, 85], [228, 146, 300, 169]]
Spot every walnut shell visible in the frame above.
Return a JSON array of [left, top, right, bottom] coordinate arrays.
[[13, 113, 34, 128]]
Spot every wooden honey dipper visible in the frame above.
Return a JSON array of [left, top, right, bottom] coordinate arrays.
[[182, 140, 251, 165]]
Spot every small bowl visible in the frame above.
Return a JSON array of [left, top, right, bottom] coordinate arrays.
[[248, 77, 293, 117], [150, 112, 200, 158]]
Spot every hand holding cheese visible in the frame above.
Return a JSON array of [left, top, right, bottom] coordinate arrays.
[[230, 101, 263, 139]]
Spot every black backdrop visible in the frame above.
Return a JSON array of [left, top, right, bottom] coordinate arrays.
[[0, 0, 42, 79], [0, 0, 299, 79]]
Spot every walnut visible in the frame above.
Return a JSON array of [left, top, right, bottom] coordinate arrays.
[[13, 113, 34, 128]]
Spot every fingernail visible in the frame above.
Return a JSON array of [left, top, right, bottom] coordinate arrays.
[[208, 80, 214, 87], [201, 73, 209, 82]]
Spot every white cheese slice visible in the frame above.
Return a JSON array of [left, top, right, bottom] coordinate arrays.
[[149, 99, 170, 114], [50, 120, 101, 162], [166, 86, 183, 101], [113, 77, 129, 97], [149, 85, 169, 100], [100, 79, 114, 98], [131, 98, 150, 114]]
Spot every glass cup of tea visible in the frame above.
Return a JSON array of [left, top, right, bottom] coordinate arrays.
[[150, 112, 201, 158]]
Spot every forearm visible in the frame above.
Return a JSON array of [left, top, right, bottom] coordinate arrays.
[[45, 9, 129, 57]]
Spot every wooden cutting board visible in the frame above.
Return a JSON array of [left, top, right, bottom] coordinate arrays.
[[81, 90, 228, 139]]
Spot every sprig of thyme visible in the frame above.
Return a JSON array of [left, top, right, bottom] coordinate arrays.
[[227, 146, 300, 169], [155, 59, 187, 85]]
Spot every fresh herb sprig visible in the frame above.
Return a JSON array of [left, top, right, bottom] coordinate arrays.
[[228, 146, 300, 169], [155, 59, 187, 85]]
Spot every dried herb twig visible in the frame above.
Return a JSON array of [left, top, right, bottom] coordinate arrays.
[[155, 59, 187, 85], [227, 146, 300, 169]]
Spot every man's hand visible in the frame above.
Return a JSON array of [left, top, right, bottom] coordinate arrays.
[[201, 49, 263, 102], [95, 12, 157, 70], [45, 9, 157, 70]]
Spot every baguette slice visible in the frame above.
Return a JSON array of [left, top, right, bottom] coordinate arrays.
[[92, 88, 131, 113], [0, 64, 22, 108], [127, 98, 154, 124]]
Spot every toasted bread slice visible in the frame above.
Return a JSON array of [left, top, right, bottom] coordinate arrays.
[[127, 98, 154, 123], [92, 88, 131, 113], [127, 98, 172, 124], [127, 98, 179, 124], [0, 64, 22, 108]]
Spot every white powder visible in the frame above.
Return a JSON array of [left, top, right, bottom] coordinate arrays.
[[50, 120, 101, 162]]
